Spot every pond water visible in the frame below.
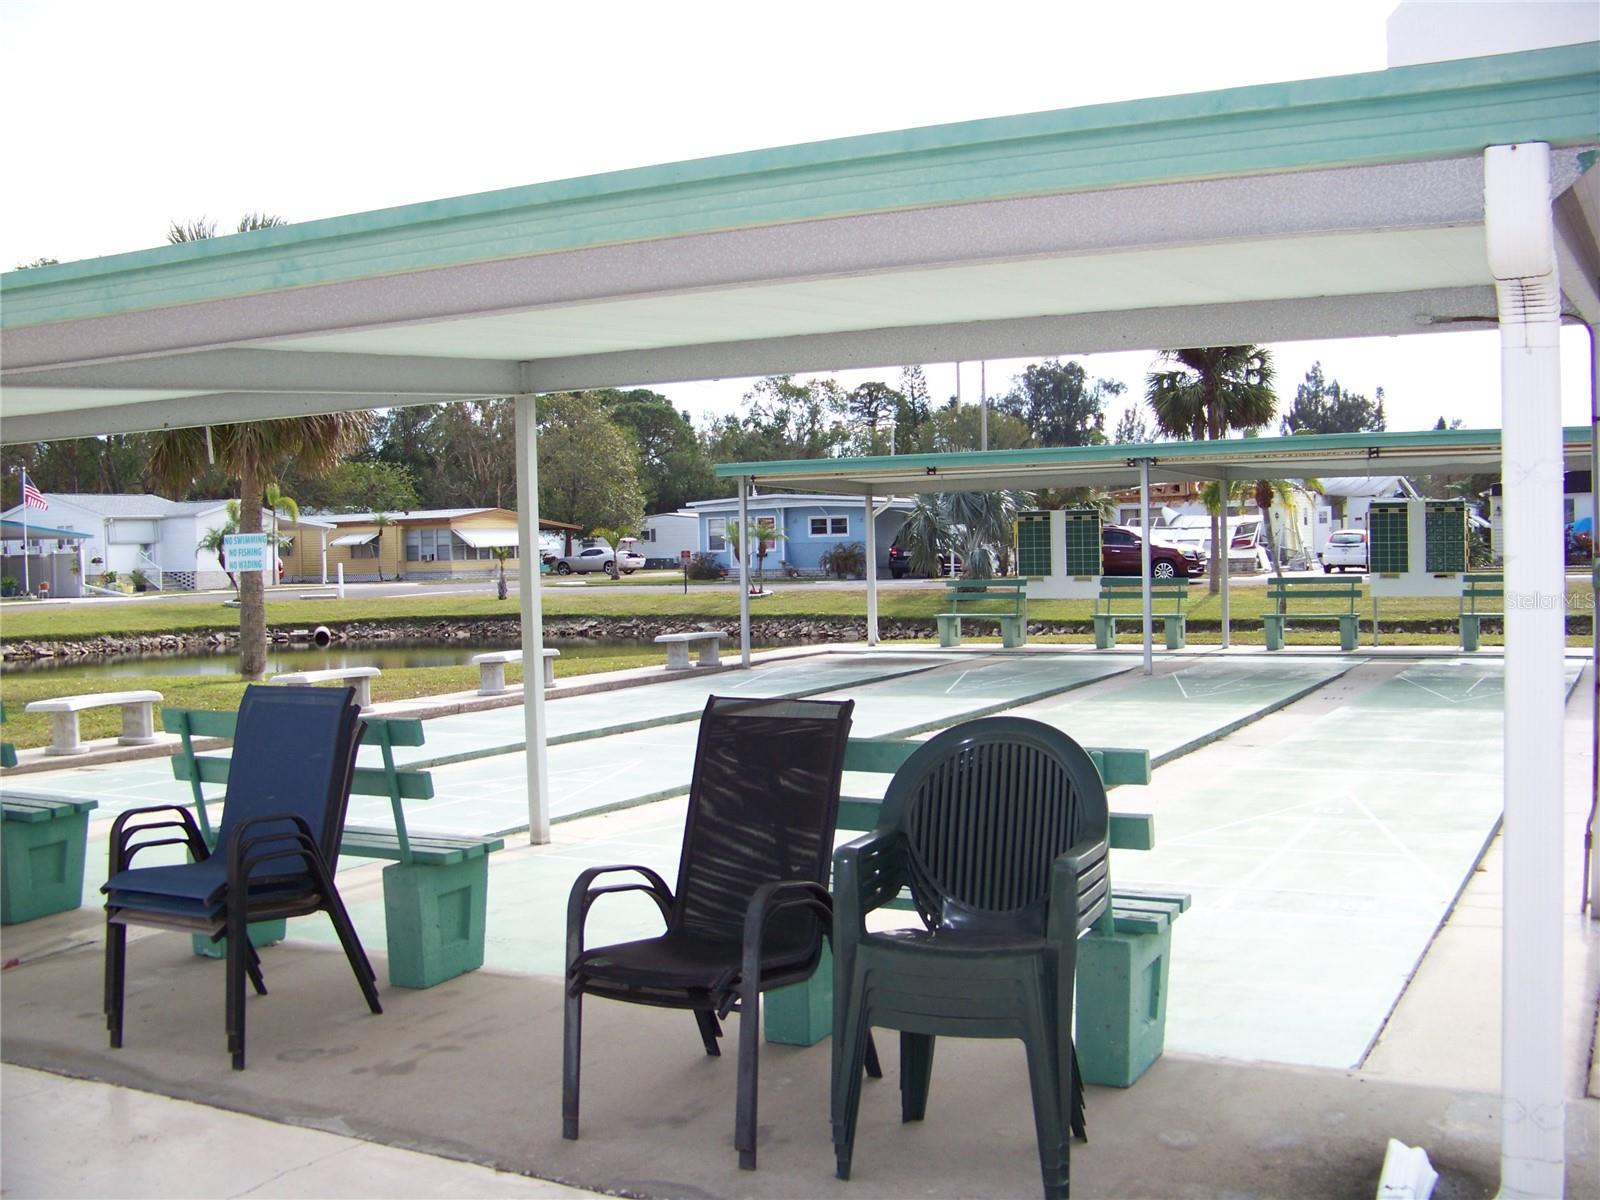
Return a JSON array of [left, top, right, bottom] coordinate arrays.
[[0, 638, 671, 678]]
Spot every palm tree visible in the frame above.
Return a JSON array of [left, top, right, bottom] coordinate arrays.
[[896, 490, 1033, 579], [1146, 346, 1277, 592], [370, 511, 392, 582], [196, 500, 242, 589], [490, 545, 513, 600], [1200, 477, 1321, 574], [151, 415, 375, 679], [264, 482, 298, 585]]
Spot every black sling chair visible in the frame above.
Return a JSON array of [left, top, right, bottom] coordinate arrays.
[[102, 685, 380, 1070], [564, 694, 859, 1170], [831, 717, 1111, 1200]]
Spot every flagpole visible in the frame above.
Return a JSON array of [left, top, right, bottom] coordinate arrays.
[[19, 468, 29, 597]]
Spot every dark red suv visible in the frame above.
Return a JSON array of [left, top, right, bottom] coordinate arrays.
[[1102, 525, 1202, 578]]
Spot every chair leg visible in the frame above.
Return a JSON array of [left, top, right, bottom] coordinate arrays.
[[694, 1008, 723, 1057], [734, 981, 761, 1170], [1069, 1043, 1086, 1142], [562, 988, 583, 1140], [899, 1032, 936, 1122], [865, 1031, 883, 1079], [105, 917, 127, 1049], [321, 895, 382, 1014], [1022, 990, 1069, 1200], [832, 988, 873, 1180], [245, 941, 268, 997], [227, 906, 248, 1070]]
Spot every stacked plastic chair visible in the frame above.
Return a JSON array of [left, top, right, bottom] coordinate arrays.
[[102, 684, 379, 1069], [831, 716, 1111, 1200], [564, 694, 857, 1169]]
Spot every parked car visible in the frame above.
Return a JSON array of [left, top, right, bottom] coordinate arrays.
[[887, 537, 963, 579], [615, 547, 646, 574], [1320, 528, 1368, 573], [552, 545, 620, 576], [1102, 524, 1203, 578]]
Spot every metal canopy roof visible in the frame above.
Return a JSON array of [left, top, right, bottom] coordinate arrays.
[[716, 426, 1598, 495], [1, 44, 1596, 444]]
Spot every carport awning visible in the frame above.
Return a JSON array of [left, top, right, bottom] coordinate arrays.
[[329, 531, 379, 547], [715, 426, 1596, 495], [454, 527, 519, 549]]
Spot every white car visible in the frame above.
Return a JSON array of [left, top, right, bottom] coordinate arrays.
[[552, 545, 620, 576], [1320, 529, 1368, 572]]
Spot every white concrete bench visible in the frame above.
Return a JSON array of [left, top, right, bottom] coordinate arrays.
[[269, 666, 381, 708], [471, 648, 560, 695], [654, 630, 726, 670], [24, 690, 164, 756]]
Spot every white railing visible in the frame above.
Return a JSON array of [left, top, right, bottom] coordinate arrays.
[[133, 551, 163, 591]]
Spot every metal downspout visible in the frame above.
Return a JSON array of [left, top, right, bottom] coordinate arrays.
[[737, 476, 751, 668]]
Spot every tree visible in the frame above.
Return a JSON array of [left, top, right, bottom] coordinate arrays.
[[993, 359, 1121, 448], [15, 256, 59, 269], [1279, 363, 1386, 434], [844, 381, 904, 454], [1146, 346, 1277, 593], [536, 392, 647, 533], [292, 459, 419, 513], [1113, 405, 1153, 444], [699, 376, 850, 470], [151, 414, 373, 678], [601, 390, 715, 512], [370, 511, 391, 582], [895, 490, 1033, 579], [1434, 416, 1465, 430], [731, 517, 785, 592], [896, 366, 933, 449], [168, 213, 286, 242], [490, 545, 512, 600]]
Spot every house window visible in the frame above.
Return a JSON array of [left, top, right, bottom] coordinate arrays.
[[809, 515, 848, 537], [350, 541, 380, 559], [707, 518, 726, 552], [643, 528, 656, 542]]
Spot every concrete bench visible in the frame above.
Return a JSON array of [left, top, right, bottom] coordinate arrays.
[[269, 666, 380, 708], [766, 735, 1189, 1088], [1094, 578, 1191, 650], [1459, 572, 1503, 652], [936, 578, 1027, 648], [655, 630, 726, 669], [166, 707, 503, 989], [1264, 577, 1360, 651], [471, 647, 560, 695], [1, 792, 99, 924], [24, 690, 164, 756]]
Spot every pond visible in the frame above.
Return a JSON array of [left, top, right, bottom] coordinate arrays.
[[0, 638, 681, 679]]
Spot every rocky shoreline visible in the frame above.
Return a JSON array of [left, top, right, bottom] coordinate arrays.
[[0, 611, 1565, 663]]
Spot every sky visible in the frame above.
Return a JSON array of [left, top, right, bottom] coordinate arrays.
[[1, 0, 1594, 434]]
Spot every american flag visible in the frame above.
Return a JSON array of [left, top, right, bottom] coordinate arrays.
[[21, 474, 47, 510]]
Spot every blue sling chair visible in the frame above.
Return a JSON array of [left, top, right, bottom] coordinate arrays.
[[831, 717, 1111, 1200], [102, 684, 380, 1070]]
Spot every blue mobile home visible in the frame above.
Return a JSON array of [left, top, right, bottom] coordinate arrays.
[[686, 493, 914, 576]]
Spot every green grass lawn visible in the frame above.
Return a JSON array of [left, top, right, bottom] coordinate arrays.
[[0, 643, 664, 751]]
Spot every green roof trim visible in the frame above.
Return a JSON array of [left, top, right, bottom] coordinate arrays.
[[4, 44, 1596, 329], [715, 426, 1595, 479]]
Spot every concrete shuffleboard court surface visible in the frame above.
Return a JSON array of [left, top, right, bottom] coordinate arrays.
[[1126, 658, 1584, 1070]]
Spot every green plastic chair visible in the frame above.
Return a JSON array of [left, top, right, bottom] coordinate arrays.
[[831, 716, 1110, 1200]]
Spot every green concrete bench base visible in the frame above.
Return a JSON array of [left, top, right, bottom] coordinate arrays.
[[1460, 573, 1503, 652], [192, 920, 287, 959], [1074, 891, 1189, 1088], [936, 612, 1027, 649], [764, 942, 834, 1045], [1, 797, 97, 925], [383, 856, 490, 989], [1093, 613, 1187, 651], [1094, 579, 1190, 650]]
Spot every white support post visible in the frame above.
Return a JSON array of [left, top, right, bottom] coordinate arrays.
[[1486, 142, 1565, 1198], [1589, 319, 1600, 920], [737, 476, 751, 668], [1219, 469, 1231, 648], [864, 488, 879, 646], [514, 391, 552, 845], [1140, 458, 1153, 676], [320, 529, 328, 586]]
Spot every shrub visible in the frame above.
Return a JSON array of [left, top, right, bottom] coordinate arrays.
[[685, 552, 726, 581], [820, 541, 865, 580]]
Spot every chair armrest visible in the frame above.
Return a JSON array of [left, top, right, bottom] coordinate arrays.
[[227, 812, 326, 890], [726, 879, 833, 1014], [1047, 837, 1110, 942], [832, 830, 905, 942], [107, 804, 209, 877], [565, 864, 675, 972]]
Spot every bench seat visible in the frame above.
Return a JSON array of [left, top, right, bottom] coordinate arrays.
[[1, 791, 99, 924], [937, 578, 1028, 648], [269, 667, 381, 708], [1094, 578, 1190, 650], [24, 690, 164, 755], [1263, 578, 1360, 651], [471, 647, 560, 694], [655, 630, 726, 669]]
